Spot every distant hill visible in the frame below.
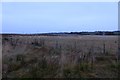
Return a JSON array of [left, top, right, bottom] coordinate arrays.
[[1, 31, 120, 36], [69, 31, 120, 35]]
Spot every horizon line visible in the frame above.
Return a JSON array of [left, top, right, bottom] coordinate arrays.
[[1, 30, 120, 34]]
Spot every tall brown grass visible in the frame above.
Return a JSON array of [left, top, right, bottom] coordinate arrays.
[[2, 35, 119, 78]]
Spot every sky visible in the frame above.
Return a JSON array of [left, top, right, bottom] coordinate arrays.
[[2, 2, 118, 33]]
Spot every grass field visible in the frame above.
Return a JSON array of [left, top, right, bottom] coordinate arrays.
[[2, 34, 119, 78]]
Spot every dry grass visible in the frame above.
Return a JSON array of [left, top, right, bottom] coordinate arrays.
[[2, 35, 119, 78]]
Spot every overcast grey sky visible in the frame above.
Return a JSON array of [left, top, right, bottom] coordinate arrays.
[[2, 2, 118, 33]]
